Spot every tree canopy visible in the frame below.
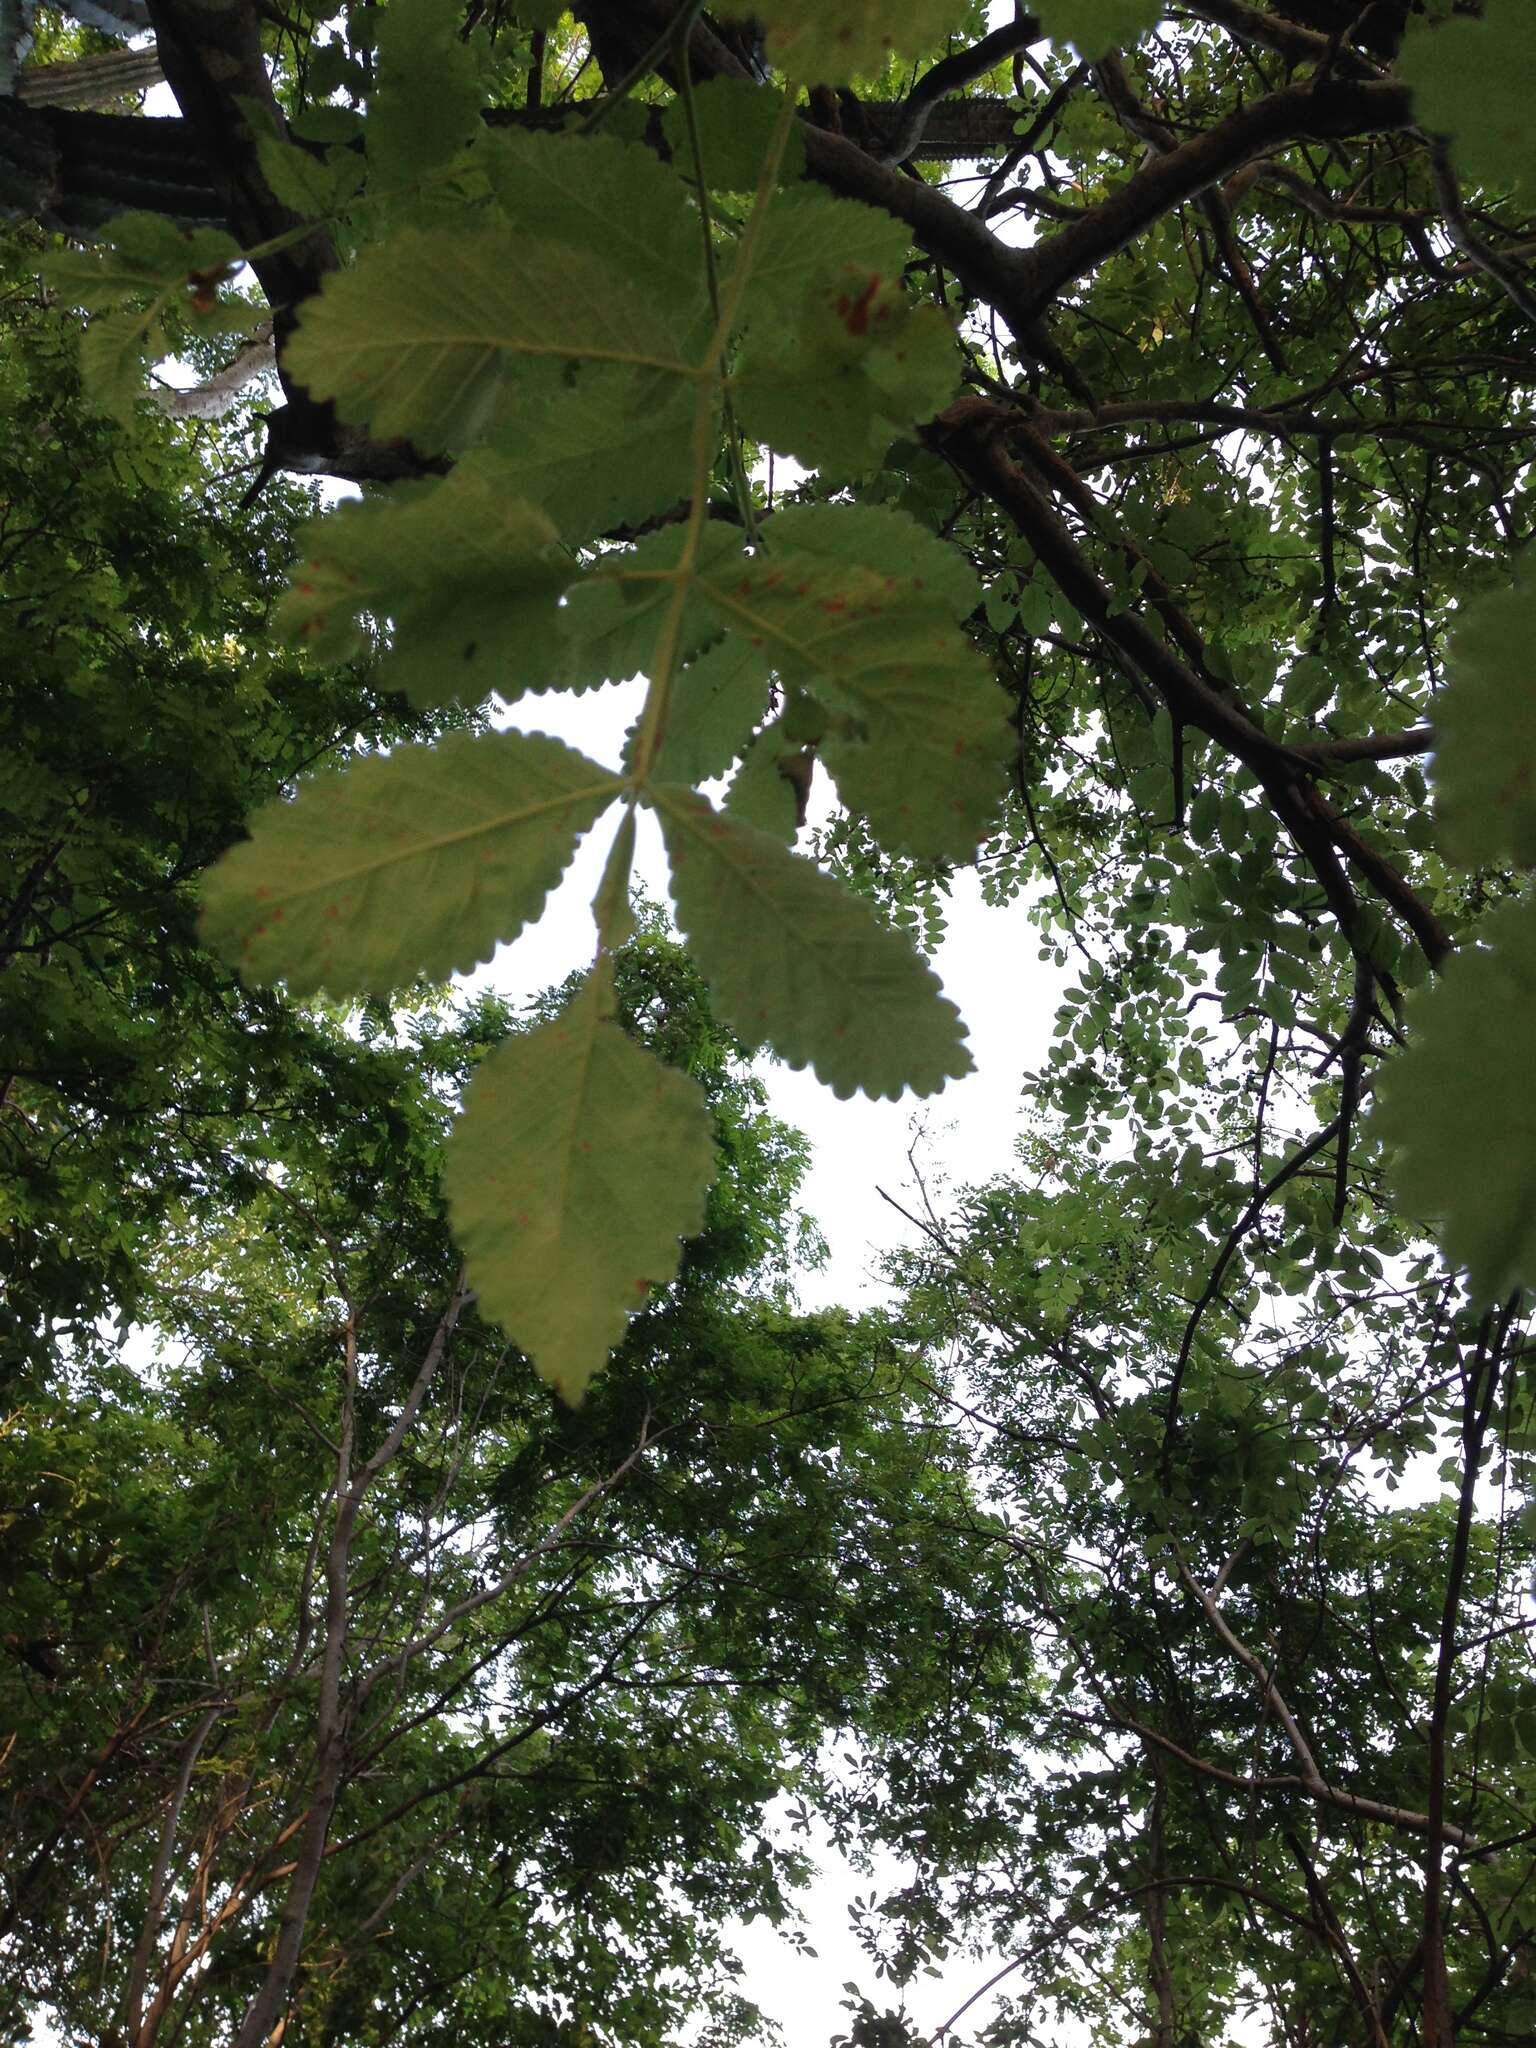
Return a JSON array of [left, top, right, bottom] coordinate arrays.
[[2, 4, 1536, 2047]]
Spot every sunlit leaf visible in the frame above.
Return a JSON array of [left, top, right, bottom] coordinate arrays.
[[443, 975, 717, 1402], [697, 547, 1010, 860], [201, 730, 620, 993], [278, 463, 571, 705], [285, 228, 694, 449], [650, 784, 972, 1097]]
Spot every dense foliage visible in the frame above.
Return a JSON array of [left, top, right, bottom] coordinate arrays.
[[3, 4, 1536, 2048]]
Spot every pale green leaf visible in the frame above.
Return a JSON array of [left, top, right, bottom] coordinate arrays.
[[443, 977, 717, 1402], [662, 77, 806, 191], [769, 502, 982, 620], [1375, 897, 1536, 1301], [257, 129, 366, 218], [1034, 2, 1162, 55], [650, 636, 772, 786], [369, 0, 483, 188], [736, 190, 909, 333], [285, 227, 693, 449], [735, 268, 957, 471], [753, 0, 965, 83], [697, 550, 1011, 860], [483, 367, 696, 543], [592, 805, 639, 949], [650, 785, 972, 1097], [45, 214, 245, 413], [483, 128, 704, 319], [277, 463, 572, 706], [200, 730, 620, 994], [78, 306, 162, 419], [44, 213, 242, 306], [44, 246, 169, 313], [723, 725, 806, 843], [1434, 570, 1536, 866], [560, 524, 743, 693], [1400, 0, 1536, 199]]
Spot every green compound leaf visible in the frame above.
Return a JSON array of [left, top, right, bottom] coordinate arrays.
[[368, 0, 483, 189], [735, 266, 957, 472], [443, 977, 717, 1403], [43, 214, 251, 417], [560, 523, 742, 693], [753, 0, 963, 83], [697, 549, 1011, 861], [483, 128, 706, 329], [76, 309, 167, 421], [42, 212, 242, 306], [279, 462, 572, 705], [649, 636, 773, 786], [285, 228, 694, 450], [1375, 896, 1536, 1303], [483, 368, 696, 544], [723, 724, 807, 842], [1434, 569, 1536, 866], [769, 502, 983, 620], [736, 190, 910, 333], [1033, 2, 1162, 56], [1400, 0, 1536, 200], [257, 129, 367, 219], [650, 785, 973, 1098], [200, 730, 621, 995], [662, 77, 806, 191]]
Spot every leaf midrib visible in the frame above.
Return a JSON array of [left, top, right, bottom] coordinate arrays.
[[259, 777, 620, 911]]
